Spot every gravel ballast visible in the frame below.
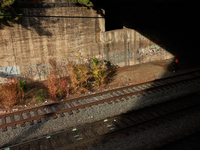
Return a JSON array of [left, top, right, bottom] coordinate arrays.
[[89, 100, 200, 150], [1, 79, 200, 148]]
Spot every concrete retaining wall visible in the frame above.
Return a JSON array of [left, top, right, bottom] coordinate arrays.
[[0, 5, 173, 83], [100, 28, 174, 67], [0, 6, 105, 82]]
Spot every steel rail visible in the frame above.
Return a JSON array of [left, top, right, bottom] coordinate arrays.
[[57, 103, 200, 150], [0, 68, 200, 118], [0, 74, 200, 129], [2, 93, 200, 150]]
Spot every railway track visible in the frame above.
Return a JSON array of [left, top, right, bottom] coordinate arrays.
[[1, 91, 200, 150], [1, 69, 200, 132]]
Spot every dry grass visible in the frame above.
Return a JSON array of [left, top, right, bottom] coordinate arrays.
[[0, 77, 24, 110]]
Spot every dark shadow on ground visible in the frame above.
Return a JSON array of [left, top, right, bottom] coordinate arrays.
[[103, 60, 120, 85]]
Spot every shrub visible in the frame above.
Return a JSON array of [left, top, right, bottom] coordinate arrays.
[[44, 59, 70, 100], [0, 77, 24, 109], [36, 89, 46, 103], [19, 80, 28, 92], [67, 58, 92, 94], [45, 55, 116, 99], [90, 56, 109, 88]]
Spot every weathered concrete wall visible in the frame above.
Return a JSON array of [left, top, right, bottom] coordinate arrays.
[[100, 28, 174, 67], [0, 5, 174, 83], [0, 6, 105, 82]]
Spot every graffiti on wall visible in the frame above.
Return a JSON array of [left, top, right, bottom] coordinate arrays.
[[0, 66, 21, 84], [0, 64, 50, 83], [127, 51, 134, 60], [102, 50, 134, 64], [0, 66, 21, 77], [24, 63, 51, 79], [104, 44, 171, 66], [149, 45, 165, 55], [137, 45, 169, 59]]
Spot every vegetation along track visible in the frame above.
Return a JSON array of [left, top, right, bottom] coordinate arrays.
[[1, 69, 200, 132], [1, 92, 200, 150]]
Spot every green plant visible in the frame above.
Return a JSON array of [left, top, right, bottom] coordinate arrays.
[[92, 56, 98, 66], [67, 57, 92, 94], [19, 80, 28, 92], [36, 89, 45, 103], [0, 0, 23, 25], [77, 0, 93, 7], [90, 56, 109, 88]]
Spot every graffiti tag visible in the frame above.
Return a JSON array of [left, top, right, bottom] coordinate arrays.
[[0, 66, 21, 77]]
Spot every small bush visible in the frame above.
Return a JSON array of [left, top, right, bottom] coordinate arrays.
[[44, 55, 117, 100], [92, 56, 99, 66], [0, 77, 24, 109], [90, 56, 109, 88], [44, 59, 70, 100], [67, 58, 92, 94], [19, 80, 28, 92], [36, 89, 46, 103]]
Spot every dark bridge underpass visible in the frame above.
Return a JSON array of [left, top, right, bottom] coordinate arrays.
[[92, 0, 200, 69]]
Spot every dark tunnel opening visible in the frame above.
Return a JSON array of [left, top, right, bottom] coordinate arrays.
[[91, 0, 200, 70]]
